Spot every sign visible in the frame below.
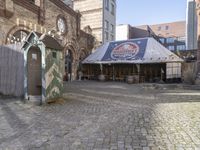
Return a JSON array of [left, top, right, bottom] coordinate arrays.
[[102, 39, 148, 61]]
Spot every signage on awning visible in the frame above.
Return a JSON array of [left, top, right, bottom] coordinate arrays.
[[102, 39, 148, 61]]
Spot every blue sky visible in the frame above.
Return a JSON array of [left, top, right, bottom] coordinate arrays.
[[116, 0, 187, 26]]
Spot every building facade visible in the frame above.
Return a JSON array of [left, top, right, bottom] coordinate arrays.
[[196, 0, 200, 75], [0, 0, 94, 80], [73, 0, 116, 44], [150, 21, 186, 52], [116, 24, 131, 41], [116, 21, 186, 52], [186, 0, 198, 50]]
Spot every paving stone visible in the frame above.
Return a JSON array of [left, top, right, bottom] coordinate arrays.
[[0, 81, 200, 149]]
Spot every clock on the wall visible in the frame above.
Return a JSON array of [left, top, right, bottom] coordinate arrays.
[[57, 16, 67, 34]]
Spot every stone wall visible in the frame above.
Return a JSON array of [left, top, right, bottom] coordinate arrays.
[[0, 0, 94, 80], [182, 62, 196, 84]]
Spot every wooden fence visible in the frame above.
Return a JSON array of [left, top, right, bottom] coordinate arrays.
[[0, 44, 24, 97]]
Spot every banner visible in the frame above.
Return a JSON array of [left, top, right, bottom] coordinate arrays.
[[102, 39, 148, 61]]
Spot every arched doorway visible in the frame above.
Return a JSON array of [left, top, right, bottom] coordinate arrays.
[[64, 49, 73, 81], [27, 47, 42, 96]]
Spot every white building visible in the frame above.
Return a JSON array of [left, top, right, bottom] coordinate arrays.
[[116, 24, 131, 41], [186, 0, 198, 50], [73, 0, 116, 44]]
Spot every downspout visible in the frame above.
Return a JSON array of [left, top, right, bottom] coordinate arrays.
[[102, 0, 105, 44]]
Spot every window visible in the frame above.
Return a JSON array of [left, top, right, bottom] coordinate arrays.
[[159, 38, 165, 44], [105, 31, 109, 41], [8, 30, 29, 44], [177, 45, 186, 51], [111, 3, 115, 15], [52, 52, 57, 59], [166, 37, 175, 44], [168, 46, 175, 51], [165, 26, 169, 30], [111, 24, 114, 33], [105, 20, 109, 31], [105, 0, 109, 11], [158, 26, 161, 31], [177, 36, 186, 42]]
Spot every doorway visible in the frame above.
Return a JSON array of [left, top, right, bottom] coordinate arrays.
[[64, 49, 73, 81], [27, 47, 42, 96]]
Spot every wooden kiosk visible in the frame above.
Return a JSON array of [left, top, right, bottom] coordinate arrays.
[[22, 32, 64, 104]]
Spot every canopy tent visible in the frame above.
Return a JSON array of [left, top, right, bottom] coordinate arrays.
[[81, 38, 183, 83], [82, 37, 183, 64]]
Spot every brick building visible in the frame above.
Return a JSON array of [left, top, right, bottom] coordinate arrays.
[[0, 0, 94, 80], [116, 21, 186, 52], [150, 21, 186, 51]]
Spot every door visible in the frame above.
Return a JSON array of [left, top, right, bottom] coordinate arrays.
[[27, 47, 42, 96]]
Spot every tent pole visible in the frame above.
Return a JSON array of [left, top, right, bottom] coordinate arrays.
[[138, 64, 140, 83], [132, 64, 134, 75], [113, 64, 114, 81]]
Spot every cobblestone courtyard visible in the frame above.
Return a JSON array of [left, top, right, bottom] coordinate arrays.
[[0, 81, 200, 150]]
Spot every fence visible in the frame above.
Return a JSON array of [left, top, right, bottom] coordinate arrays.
[[0, 44, 24, 97]]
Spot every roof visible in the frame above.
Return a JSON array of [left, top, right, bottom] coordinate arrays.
[[39, 34, 63, 50], [82, 37, 183, 64]]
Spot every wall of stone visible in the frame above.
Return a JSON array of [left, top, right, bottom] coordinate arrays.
[[182, 62, 196, 84], [0, 0, 94, 80]]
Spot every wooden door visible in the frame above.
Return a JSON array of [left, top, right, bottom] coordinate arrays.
[[27, 47, 42, 96]]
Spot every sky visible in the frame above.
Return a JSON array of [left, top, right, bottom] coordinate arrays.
[[116, 0, 187, 26]]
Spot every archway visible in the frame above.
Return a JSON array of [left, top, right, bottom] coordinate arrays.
[[64, 49, 74, 81], [27, 46, 42, 96], [78, 48, 88, 70], [14, 30, 28, 42], [5, 25, 31, 44]]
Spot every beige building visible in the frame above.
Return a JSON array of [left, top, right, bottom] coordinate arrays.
[[73, 0, 116, 44]]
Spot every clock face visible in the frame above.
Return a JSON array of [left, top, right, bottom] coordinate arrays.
[[57, 18, 66, 34]]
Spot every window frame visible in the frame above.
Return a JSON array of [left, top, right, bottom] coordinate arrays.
[[111, 3, 115, 15]]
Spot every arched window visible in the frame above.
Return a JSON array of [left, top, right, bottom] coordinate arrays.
[[8, 30, 29, 44]]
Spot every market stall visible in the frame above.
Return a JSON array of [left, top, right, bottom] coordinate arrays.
[[82, 37, 183, 83]]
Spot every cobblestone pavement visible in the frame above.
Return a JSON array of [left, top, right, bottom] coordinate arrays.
[[0, 81, 200, 150]]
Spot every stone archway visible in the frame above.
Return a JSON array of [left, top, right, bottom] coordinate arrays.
[[64, 49, 74, 81], [63, 44, 77, 81], [5, 25, 31, 44], [63, 38, 80, 81]]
